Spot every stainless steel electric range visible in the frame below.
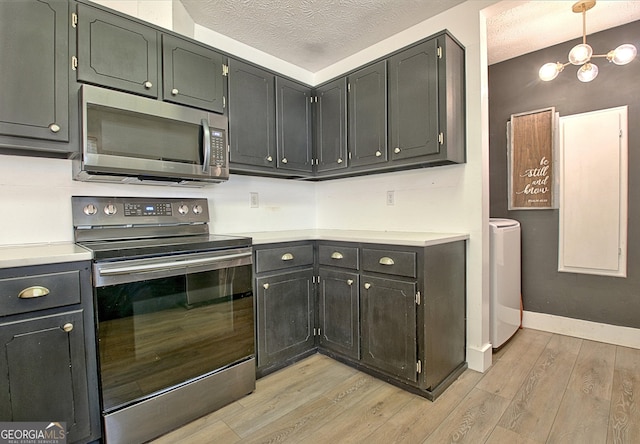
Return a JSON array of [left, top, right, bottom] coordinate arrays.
[[72, 196, 255, 443]]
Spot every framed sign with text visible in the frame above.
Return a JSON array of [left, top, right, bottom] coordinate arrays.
[[508, 107, 556, 210]]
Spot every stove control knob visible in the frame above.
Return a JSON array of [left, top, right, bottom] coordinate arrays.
[[178, 204, 189, 215], [83, 204, 98, 216], [192, 204, 203, 215], [104, 204, 117, 216]]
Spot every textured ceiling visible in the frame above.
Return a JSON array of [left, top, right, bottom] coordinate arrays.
[[180, 0, 466, 72], [179, 0, 640, 71]]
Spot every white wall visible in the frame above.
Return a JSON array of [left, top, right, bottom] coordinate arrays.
[[3, 0, 495, 372], [0, 155, 316, 245]]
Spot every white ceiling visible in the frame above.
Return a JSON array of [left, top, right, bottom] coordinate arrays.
[[179, 0, 640, 71]]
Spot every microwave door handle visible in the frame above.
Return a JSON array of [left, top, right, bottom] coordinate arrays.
[[201, 118, 211, 174]]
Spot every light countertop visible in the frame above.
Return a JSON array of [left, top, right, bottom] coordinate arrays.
[[0, 243, 92, 269], [235, 229, 469, 247]]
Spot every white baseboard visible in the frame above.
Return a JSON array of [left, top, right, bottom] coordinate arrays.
[[466, 342, 493, 372], [522, 311, 640, 349]]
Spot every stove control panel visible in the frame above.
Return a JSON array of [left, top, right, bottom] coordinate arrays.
[[72, 196, 210, 228]]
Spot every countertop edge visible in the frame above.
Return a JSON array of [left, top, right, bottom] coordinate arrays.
[[0, 243, 93, 269]]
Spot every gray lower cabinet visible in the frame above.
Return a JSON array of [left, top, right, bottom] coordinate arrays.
[[254, 243, 316, 376], [318, 268, 359, 359], [0, 261, 100, 444], [255, 239, 466, 400], [0, 0, 71, 155]]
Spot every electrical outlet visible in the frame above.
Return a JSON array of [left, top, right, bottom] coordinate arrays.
[[386, 190, 395, 206], [250, 192, 259, 208]]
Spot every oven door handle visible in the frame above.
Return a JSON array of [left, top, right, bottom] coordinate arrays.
[[97, 251, 251, 277]]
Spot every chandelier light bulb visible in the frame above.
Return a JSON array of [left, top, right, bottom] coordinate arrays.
[[577, 62, 599, 82], [569, 43, 593, 65], [539, 62, 563, 81], [609, 44, 637, 65]]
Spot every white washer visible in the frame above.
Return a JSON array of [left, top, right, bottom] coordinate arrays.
[[489, 218, 521, 348]]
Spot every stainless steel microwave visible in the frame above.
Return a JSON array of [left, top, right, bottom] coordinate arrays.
[[73, 85, 229, 186]]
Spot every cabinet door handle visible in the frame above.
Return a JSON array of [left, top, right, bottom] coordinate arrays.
[[62, 323, 74, 333], [346, 279, 354, 286], [379, 257, 395, 266], [364, 282, 371, 289], [394, 147, 401, 154], [281, 157, 288, 164], [18, 286, 50, 299], [331, 252, 343, 260], [49, 123, 61, 133], [266, 156, 273, 162], [281, 253, 294, 261], [171, 88, 179, 95], [263, 283, 270, 290], [375, 150, 382, 157], [144, 81, 153, 89], [337, 158, 343, 164]]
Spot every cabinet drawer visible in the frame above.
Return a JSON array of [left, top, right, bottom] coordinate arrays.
[[0, 270, 81, 317], [255, 244, 314, 273], [361, 248, 416, 278], [318, 244, 359, 270]]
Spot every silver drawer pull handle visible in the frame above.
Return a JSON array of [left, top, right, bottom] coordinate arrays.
[[331, 252, 343, 260], [347, 279, 354, 286], [281, 253, 294, 261], [379, 257, 395, 266], [263, 283, 270, 290], [18, 286, 50, 299], [62, 323, 74, 333], [364, 282, 371, 289]]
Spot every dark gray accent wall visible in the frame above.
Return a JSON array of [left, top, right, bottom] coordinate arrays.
[[489, 21, 640, 328]]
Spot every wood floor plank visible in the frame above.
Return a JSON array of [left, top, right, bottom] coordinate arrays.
[[546, 340, 615, 444], [423, 387, 511, 443], [608, 345, 640, 444], [497, 334, 582, 442], [364, 368, 483, 443], [147, 331, 640, 444], [477, 329, 552, 400]]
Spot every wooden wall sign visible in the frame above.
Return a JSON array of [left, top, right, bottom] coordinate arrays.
[[508, 107, 555, 209]]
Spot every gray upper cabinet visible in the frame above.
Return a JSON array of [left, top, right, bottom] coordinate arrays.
[[348, 61, 388, 168], [161, 34, 225, 113], [388, 38, 439, 161], [76, 3, 159, 98], [0, 0, 70, 150], [228, 59, 277, 170], [275, 77, 313, 174], [388, 34, 465, 165], [314, 78, 348, 174]]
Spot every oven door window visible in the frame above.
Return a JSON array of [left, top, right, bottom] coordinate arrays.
[[96, 264, 253, 412]]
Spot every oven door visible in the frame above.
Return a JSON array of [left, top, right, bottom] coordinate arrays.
[[93, 247, 253, 413]]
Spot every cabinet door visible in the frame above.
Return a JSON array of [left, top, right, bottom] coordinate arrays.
[[228, 59, 277, 169], [275, 77, 313, 173], [360, 275, 417, 382], [318, 268, 359, 359], [162, 34, 225, 113], [388, 38, 439, 161], [0, 310, 91, 443], [315, 78, 348, 173], [348, 61, 388, 167], [0, 0, 68, 142], [77, 3, 159, 98], [256, 269, 315, 369]]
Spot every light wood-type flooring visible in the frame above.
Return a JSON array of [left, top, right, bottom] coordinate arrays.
[[151, 328, 640, 443]]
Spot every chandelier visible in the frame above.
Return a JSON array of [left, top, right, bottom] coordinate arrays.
[[538, 0, 637, 82]]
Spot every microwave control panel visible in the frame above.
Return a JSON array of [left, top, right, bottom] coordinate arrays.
[[210, 129, 227, 167]]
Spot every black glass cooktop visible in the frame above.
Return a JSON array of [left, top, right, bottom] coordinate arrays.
[[78, 234, 252, 261]]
